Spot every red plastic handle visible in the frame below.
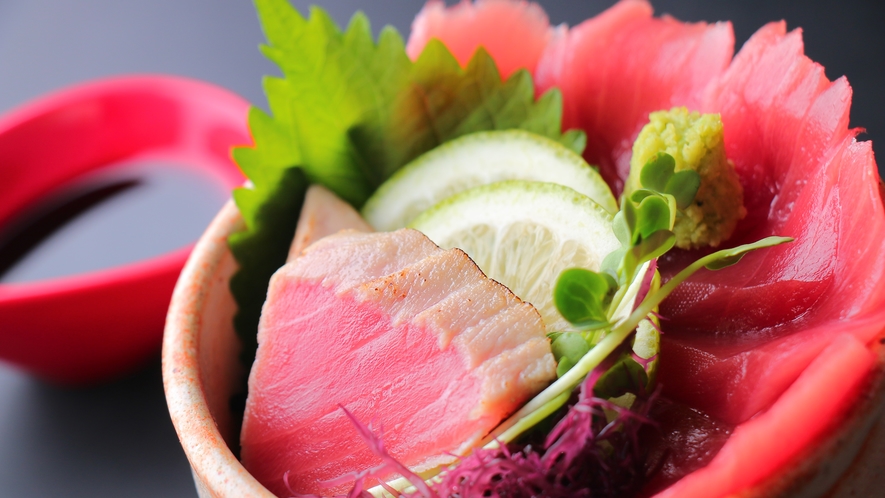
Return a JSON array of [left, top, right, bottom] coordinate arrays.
[[0, 75, 250, 384]]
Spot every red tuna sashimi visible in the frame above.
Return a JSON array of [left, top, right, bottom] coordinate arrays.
[[525, 0, 885, 428], [653, 334, 875, 498], [657, 21, 885, 423], [241, 229, 555, 496], [406, 0, 559, 78], [534, 0, 734, 193]]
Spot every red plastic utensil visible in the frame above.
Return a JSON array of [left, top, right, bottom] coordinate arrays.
[[0, 75, 249, 384]]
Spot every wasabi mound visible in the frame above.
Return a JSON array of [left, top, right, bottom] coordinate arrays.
[[626, 107, 746, 249]]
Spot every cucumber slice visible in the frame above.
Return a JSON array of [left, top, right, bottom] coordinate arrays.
[[410, 180, 618, 332], [363, 130, 617, 231]]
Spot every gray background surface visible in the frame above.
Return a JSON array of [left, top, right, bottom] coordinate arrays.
[[0, 1, 882, 496]]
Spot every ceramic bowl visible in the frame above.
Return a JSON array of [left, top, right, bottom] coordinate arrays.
[[162, 200, 885, 498], [163, 200, 271, 497]]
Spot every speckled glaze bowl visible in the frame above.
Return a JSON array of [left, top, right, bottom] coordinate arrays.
[[162, 199, 885, 498], [163, 200, 272, 498]]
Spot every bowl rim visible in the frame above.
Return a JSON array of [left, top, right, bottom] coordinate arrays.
[[162, 199, 274, 497]]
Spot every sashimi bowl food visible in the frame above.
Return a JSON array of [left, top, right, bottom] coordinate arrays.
[[162, 0, 885, 497]]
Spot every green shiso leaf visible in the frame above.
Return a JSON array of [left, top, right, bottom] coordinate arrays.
[[228, 0, 586, 369]]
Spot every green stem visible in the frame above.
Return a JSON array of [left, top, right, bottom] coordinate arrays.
[[620, 240, 787, 332], [483, 391, 571, 450]]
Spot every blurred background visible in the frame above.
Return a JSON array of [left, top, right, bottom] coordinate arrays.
[[0, 0, 881, 496]]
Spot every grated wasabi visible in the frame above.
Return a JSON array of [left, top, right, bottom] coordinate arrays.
[[625, 107, 746, 249]]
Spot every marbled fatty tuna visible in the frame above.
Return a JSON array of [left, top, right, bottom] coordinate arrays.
[[288, 184, 373, 260], [241, 229, 556, 496]]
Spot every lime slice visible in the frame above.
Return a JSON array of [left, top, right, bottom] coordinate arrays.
[[410, 180, 619, 332], [362, 130, 617, 231]]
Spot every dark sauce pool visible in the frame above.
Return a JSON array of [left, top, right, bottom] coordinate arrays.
[[0, 159, 230, 283]]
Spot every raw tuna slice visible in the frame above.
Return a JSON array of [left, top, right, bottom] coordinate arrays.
[[657, 21, 885, 424], [406, 0, 560, 78], [241, 229, 555, 496], [534, 0, 734, 192], [288, 184, 373, 260], [653, 334, 875, 498]]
